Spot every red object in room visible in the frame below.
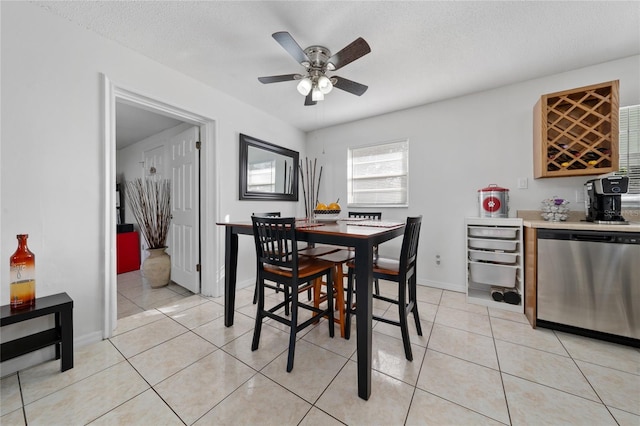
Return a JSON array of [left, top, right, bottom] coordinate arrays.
[[117, 232, 140, 274]]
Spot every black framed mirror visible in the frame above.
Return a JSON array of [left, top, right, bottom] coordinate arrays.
[[239, 133, 299, 201]]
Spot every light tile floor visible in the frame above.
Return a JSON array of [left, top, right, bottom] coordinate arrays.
[[1, 272, 639, 425]]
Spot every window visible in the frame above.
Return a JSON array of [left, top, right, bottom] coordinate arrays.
[[348, 139, 409, 207], [618, 105, 640, 203], [247, 160, 276, 193]]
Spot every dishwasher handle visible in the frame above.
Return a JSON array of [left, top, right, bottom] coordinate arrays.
[[570, 234, 615, 243], [537, 229, 640, 244]]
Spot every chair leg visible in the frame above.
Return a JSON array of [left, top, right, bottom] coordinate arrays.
[[252, 278, 265, 351], [374, 278, 380, 296], [327, 268, 334, 338], [409, 274, 423, 336], [286, 287, 298, 372], [312, 277, 322, 324], [284, 284, 290, 316], [344, 267, 355, 340], [334, 264, 346, 338], [398, 281, 413, 361], [252, 280, 258, 304]]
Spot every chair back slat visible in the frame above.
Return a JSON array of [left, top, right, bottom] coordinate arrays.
[[348, 211, 382, 220], [252, 216, 298, 270], [400, 216, 422, 271]]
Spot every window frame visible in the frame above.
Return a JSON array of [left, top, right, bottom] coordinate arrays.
[[618, 105, 640, 195], [347, 139, 409, 208]]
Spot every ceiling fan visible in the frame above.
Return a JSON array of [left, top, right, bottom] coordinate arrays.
[[258, 31, 371, 106]]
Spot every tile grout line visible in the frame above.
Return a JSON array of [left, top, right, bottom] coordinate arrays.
[[488, 312, 514, 426], [403, 302, 436, 426]]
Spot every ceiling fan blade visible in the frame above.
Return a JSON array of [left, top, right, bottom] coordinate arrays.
[[258, 74, 300, 84], [272, 31, 310, 65], [327, 37, 371, 71], [333, 76, 368, 96], [304, 93, 317, 106]]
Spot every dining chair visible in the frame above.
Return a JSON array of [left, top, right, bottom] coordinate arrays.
[[251, 216, 335, 372], [345, 215, 423, 361], [308, 211, 384, 338], [252, 212, 282, 305], [348, 211, 382, 295], [310, 249, 353, 338]]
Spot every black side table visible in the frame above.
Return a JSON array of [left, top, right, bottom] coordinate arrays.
[[1, 292, 74, 372]]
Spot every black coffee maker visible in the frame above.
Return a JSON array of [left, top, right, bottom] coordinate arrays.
[[584, 176, 629, 224]]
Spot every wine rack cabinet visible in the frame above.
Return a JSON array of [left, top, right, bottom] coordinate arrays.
[[533, 80, 619, 178]]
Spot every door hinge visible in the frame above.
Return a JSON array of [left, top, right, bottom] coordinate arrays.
[[196, 141, 201, 150], [196, 263, 201, 272]]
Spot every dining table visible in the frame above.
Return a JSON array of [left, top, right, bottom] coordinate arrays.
[[217, 218, 405, 400]]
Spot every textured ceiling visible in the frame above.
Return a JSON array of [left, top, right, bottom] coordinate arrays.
[[35, 1, 640, 132]]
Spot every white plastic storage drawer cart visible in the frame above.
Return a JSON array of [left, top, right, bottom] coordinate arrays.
[[465, 217, 524, 313]]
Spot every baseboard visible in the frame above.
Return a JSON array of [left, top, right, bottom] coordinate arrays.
[[417, 278, 465, 293]]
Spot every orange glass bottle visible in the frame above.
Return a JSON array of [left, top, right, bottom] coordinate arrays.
[[10, 234, 36, 310]]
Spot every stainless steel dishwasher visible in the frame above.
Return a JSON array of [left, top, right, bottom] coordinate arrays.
[[537, 229, 640, 345]]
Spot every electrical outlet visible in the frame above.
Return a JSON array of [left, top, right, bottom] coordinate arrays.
[[435, 254, 441, 266]]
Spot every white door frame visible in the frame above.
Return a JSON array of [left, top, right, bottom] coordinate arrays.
[[102, 74, 219, 338]]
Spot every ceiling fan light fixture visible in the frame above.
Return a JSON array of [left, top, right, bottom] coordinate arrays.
[[311, 86, 324, 101], [296, 77, 312, 96], [317, 75, 333, 94]]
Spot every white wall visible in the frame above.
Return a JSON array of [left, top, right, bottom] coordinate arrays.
[[306, 55, 640, 292], [0, 2, 305, 375]]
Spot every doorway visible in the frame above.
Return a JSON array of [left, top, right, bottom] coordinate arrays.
[[103, 76, 218, 338], [116, 105, 200, 294]]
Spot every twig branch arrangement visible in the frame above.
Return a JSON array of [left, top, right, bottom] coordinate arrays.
[[299, 157, 323, 218], [125, 178, 171, 249]]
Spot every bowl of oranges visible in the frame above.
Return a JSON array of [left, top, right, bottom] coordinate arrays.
[[314, 200, 341, 221]]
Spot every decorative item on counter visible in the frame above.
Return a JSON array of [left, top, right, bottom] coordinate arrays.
[[478, 184, 509, 218], [10, 234, 36, 310], [314, 199, 341, 221], [299, 157, 323, 220], [125, 178, 172, 288], [540, 196, 570, 221]]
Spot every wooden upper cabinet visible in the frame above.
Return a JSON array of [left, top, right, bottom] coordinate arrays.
[[533, 80, 619, 178]]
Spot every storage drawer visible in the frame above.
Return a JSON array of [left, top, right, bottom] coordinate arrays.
[[468, 249, 518, 264], [468, 238, 518, 252], [468, 226, 518, 239], [469, 261, 518, 287]]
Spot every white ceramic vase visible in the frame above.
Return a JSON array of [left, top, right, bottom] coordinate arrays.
[[142, 247, 171, 288]]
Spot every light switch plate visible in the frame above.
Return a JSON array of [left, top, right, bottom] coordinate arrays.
[[517, 177, 528, 189]]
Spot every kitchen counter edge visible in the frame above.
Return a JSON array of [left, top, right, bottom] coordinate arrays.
[[517, 210, 640, 232]]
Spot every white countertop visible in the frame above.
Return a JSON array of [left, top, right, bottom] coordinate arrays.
[[517, 210, 640, 232]]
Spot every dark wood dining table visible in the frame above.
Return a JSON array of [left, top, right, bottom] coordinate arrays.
[[217, 218, 405, 400]]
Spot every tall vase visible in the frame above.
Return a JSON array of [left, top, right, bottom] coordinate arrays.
[[142, 247, 171, 288], [10, 234, 36, 310]]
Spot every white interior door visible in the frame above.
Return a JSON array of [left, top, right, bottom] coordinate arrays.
[[168, 126, 200, 293]]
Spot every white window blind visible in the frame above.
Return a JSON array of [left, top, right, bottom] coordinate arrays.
[[618, 105, 640, 196], [248, 160, 276, 193], [347, 139, 409, 207]]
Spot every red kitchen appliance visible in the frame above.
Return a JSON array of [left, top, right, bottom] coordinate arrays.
[[478, 184, 509, 218]]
